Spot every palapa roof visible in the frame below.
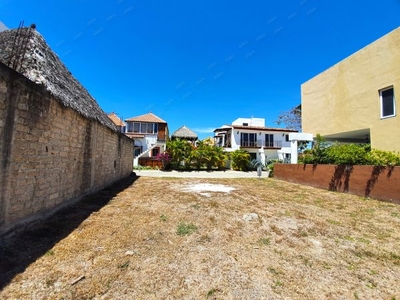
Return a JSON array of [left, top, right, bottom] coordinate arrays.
[[0, 26, 116, 130], [172, 125, 198, 139], [125, 112, 166, 123]]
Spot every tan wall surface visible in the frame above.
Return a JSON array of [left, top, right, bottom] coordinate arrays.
[[302, 27, 400, 151], [0, 63, 134, 235]]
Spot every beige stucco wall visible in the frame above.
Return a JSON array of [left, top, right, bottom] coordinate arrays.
[[301, 26, 400, 152]]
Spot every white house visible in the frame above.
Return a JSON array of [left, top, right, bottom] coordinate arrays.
[[124, 112, 169, 167], [214, 117, 297, 165]]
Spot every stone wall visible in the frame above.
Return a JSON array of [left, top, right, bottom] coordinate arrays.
[[0, 63, 134, 235]]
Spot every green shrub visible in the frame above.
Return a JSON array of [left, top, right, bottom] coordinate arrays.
[[366, 149, 400, 166], [298, 134, 400, 167], [230, 149, 250, 171], [324, 143, 370, 165]]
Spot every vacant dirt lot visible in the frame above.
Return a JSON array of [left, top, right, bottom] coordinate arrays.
[[1, 175, 400, 299]]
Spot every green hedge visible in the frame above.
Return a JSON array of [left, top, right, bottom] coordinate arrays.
[[299, 135, 400, 166]]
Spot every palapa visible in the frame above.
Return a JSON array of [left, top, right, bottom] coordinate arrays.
[[171, 125, 198, 140]]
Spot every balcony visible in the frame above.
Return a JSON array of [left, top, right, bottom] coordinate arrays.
[[264, 141, 282, 149], [240, 141, 261, 148]]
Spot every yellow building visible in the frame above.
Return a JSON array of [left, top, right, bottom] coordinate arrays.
[[301, 27, 400, 152]]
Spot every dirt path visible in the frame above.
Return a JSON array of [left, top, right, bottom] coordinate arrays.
[[1, 175, 399, 299]]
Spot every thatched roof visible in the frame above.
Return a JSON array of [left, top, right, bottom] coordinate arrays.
[[172, 125, 198, 140], [0, 26, 117, 130]]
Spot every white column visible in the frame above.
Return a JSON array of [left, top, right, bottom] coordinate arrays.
[[290, 140, 298, 164]]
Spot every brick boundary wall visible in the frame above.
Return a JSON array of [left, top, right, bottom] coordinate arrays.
[[0, 63, 134, 236], [274, 164, 400, 204]]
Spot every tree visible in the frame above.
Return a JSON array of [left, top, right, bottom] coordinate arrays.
[[166, 139, 193, 169], [275, 104, 301, 131], [230, 149, 250, 171]]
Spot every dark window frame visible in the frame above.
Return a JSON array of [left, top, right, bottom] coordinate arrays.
[[380, 86, 395, 119]]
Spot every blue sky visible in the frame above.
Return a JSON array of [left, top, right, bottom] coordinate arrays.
[[1, 0, 400, 139]]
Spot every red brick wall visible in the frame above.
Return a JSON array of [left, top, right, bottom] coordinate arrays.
[[0, 63, 134, 235], [275, 164, 400, 204]]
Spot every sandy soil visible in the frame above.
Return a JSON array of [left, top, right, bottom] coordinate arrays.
[[1, 175, 400, 299]]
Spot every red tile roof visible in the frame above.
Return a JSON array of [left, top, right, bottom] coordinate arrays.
[[125, 112, 167, 123], [107, 112, 126, 127]]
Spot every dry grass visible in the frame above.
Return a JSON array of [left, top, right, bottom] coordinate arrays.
[[1, 176, 400, 299]]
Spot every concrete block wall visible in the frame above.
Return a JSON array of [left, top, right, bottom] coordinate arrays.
[[0, 63, 134, 235]]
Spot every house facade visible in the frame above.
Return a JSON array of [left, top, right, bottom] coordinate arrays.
[[214, 117, 297, 165], [124, 112, 169, 166], [301, 26, 400, 152]]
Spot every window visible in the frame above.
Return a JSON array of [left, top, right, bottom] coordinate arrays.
[[241, 133, 257, 147], [152, 147, 160, 157], [285, 134, 289, 142], [265, 134, 274, 147], [127, 122, 134, 132], [242, 123, 248, 126], [132, 122, 157, 133], [380, 87, 395, 118]]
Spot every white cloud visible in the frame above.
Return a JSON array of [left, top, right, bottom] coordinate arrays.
[[192, 127, 215, 133]]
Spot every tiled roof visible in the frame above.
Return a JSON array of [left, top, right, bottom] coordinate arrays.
[[125, 112, 166, 123], [108, 112, 126, 127]]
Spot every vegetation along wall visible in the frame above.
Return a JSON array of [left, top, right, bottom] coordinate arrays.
[[0, 63, 134, 235], [274, 164, 400, 204]]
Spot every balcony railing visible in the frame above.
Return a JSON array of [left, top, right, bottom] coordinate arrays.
[[264, 141, 282, 148], [240, 141, 260, 147], [239, 140, 283, 148]]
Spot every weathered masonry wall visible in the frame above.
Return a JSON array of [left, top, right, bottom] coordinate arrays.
[[0, 63, 134, 235]]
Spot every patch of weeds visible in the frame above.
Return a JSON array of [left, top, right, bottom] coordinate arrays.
[[314, 198, 324, 206], [354, 291, 360, 299], [344, 235, 355, 242], [326, 219, 341, 226], [336, 204, 346, 210], [322, 262, 331, 270], [375, 231, 391, 240], [160, 215, 168, 222], [301, 256, 312, 267], [267, 267, 278, 275], [357, 237, 371, 244], [273, 280, 283, 289], [390, 252, 400, 265], [365, 278, 377, 289], [390, 212, 400, 218], [177, 222, 198, 236], [207, 288, 221, 298], [118, 261, 130, 269], [369, 269, 378, 275], [258, 237, 270, 246], [45, 249, 55, 256], [191, 204, 201, 210]]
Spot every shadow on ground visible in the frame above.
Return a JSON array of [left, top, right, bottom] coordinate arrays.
[[0, 174, 138, 289]]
